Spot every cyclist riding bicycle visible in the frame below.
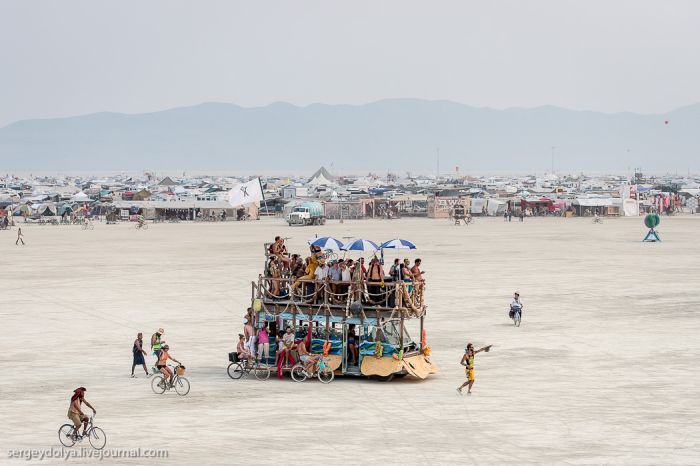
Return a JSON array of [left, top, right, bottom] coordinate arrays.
[[137, 214, 145, 226], [296, 339, 320, 375], [156, 344, 182, 387], [67, 387, 96, 438], [509, 292, 523, 318]]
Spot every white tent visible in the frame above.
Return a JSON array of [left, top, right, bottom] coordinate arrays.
[[71, 191, 91, 202]]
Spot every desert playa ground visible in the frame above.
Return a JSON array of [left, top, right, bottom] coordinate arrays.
[[1, 216, 699, 465]]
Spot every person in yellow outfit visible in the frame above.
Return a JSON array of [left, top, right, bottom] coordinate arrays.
[[457, 343, 491, 395], [292, 254, 318, 293]]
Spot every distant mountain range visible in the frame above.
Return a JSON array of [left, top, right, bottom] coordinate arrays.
[[1, 99, 698, 174]]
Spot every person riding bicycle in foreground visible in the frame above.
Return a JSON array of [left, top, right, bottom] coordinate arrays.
[[510, 292, 523, 317], [68, 387, 96, 438], [156, 344, 182, 387]]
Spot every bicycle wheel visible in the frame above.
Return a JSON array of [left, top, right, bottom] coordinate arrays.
[[88, 426, 107, 450], [227, 362, 244, 379], [142, 224, 148, 230], [58, 424, 77, 447], [317, 366, 335, 384], [174, 377, 190, 396], [254, 363, 271, 381], [290, 364, 307, 382], [151, 375, 166, 394], [514, 312, 521, 327]]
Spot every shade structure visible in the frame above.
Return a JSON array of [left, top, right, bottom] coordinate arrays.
[[380, 239, 417, 250], [310, 236, 345, 250], [341, 239, 379, 251]]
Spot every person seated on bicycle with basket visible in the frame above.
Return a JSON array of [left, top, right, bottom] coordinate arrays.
[[156, 344, 182, 387], [296, 338, 320, 376], [68, 387, 95, 438], [236, 334, 252, 362], [509, 292, 523, 318]]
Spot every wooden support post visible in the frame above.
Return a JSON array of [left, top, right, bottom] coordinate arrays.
[[419, 315, 424, 351]]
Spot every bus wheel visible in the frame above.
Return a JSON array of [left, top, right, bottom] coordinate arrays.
[[371, 374, 394, 382]]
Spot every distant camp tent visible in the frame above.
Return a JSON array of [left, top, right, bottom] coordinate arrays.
[[308, 167, 335, 186], [57, 204, 73, 216], [71, 191, 91, 202], [34, 204, 57, 216], [133, 189, 152, 201], [158, 177, 178, 186]]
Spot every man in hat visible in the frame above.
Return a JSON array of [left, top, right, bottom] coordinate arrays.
[[68, 387, 96, 438], [151, 328, 164, 358]]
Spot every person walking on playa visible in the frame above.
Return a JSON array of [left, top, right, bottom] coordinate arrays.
[[151, 328, 164, 358], [16, 227, 24, 245], [131, 332, 149, 378], [457, 343, 492, 395]]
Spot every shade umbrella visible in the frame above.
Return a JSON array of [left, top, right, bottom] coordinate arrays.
[[379, 239, 417, 250], [379, 238, 417, 268], [341, 239, 379, 252], [309, 236, 345, 250]]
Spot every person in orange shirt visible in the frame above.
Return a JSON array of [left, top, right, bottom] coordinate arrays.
[[156, 344, 182, 387]]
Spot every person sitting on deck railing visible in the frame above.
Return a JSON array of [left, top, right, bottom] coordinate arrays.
[[270, 236, 291, 270], [292, 255, 318, 294]]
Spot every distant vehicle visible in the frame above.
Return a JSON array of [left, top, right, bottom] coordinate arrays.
[[287, 202, 326, 226]]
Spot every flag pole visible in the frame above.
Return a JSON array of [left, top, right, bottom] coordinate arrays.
[[259, 178, 269, 219]]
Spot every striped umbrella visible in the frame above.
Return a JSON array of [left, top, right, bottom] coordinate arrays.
[[379, 238, 417, 250], [341, 239, 380, 251], [309, 236, 345, 250]]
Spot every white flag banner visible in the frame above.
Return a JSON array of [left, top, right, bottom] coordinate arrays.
[[228, 178, 264, 207]]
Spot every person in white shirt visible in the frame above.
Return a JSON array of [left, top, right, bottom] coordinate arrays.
[[311, 261, 328, 304], [510, 292, 523, 314], [314, 261, 328, 281]]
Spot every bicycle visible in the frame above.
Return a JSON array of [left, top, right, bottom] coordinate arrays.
[[290, 356, 334, 384], [323, 249, 338, 261], [227, 353, 272, 380], [135, 222, 149, 230], [82, 221, 94, 230], [58, 414, 106, 450], [151, 364, 190, 396], [509, 307, 522, 327]]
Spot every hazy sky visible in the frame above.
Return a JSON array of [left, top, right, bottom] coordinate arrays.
[[1, 0, 699, 127]]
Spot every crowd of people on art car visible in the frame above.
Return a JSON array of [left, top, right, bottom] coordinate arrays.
[[263, 236, 424, 306]]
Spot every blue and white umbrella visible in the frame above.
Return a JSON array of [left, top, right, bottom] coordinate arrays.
[[380, 238, 417, 250], [309, 236, 345, 250], [341, 239, 380, 251]]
